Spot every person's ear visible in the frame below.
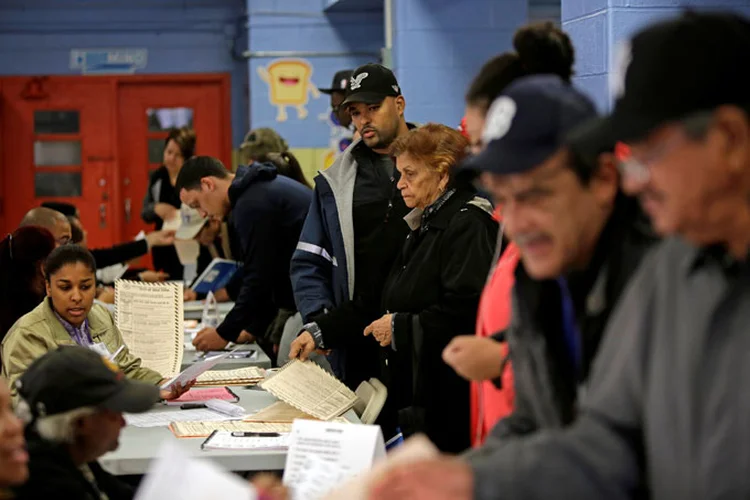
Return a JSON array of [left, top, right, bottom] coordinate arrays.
[[438, 171, 450, 192], [200, 177, 215, 193], [713, 106, 750, 178], [44, 275, 51, 297], [395, 96, 406, 117], [591, 152, 619, 206]]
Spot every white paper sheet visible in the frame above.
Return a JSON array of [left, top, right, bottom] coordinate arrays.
[[135, 440, 256, 500], [283, 420, 385, 499], [161, 348, 237, 390], [124, 408, 235, 428], [201, 431, 290, 451]]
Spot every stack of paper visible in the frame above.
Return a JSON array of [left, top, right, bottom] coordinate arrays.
[[170, 420, 294, 438], [194, 367, 266, 386], [125, 409, 234, 428], [115, 280, 184, 377], [244, 401, 318, 423], [166, 387, 239, 405], [260, 360, 359, 420]]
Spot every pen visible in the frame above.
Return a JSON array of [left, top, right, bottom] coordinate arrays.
[[230, 432, 280, 437], [180, 403, 207, 410], [109, 345, 125, 361]]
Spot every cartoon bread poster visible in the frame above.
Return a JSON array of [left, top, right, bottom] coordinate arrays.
[[257, 58, 321, 122]]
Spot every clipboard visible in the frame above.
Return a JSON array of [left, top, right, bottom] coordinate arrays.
[[190, 258, 240, 294]]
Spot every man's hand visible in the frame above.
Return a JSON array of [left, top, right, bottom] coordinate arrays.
[[154, 203, 178, 221], [289, 331, 316, 361], [442, 336, 505, 381], [237, 330, 256, 344], [251, 473, 288, 500], [364, 314, 393, 347], [183, 288, 198, 301], [197, 218, 221, 246], [158, 380, 196, 401], [214, 288, 231, 302], [192, 327, 229, 351], [138, 270, 170, 282], [145, 229, 176, 248], [369, 458, 473, 500]]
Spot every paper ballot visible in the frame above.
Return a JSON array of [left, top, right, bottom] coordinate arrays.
[[160, 348, 239, 391], [260, 360, 358, 420], [283, 419, 385, 500], [115, 280, 184, 377], [135, 440, 255, 500]]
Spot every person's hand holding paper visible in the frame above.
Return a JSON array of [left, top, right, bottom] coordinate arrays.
[[158, 380, 195, 401]]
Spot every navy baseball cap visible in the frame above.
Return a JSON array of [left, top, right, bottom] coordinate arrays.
[[465, 75, 597, 175]]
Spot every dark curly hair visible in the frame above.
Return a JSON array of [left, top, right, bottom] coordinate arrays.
[[466, 22, 575, 112]]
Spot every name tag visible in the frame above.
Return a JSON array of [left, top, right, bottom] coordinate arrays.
[[89, 343, 110, 357]]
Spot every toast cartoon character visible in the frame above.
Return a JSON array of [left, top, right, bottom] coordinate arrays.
[[257, 58, 320, 122]]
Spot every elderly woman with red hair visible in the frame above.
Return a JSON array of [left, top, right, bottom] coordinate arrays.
[[364, 123, 498, 452]]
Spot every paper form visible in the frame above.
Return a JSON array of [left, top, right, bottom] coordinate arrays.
[[161, 348, 238, 390], [166, 387, 238, 405], [260, 360, 358, 420], [244, 401, 318, 423], [170, 421, 294, 438], [200, 431, 290, 451], [194, 367, 266, 386], [124, 408, 235, 428], [283, 420, 385, 500], [115, 280, 184, 377]]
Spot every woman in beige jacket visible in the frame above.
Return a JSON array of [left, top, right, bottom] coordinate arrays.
[[2, 245, 189, 401]]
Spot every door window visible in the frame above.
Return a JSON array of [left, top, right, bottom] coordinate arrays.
[[32, 110, 83, 197]]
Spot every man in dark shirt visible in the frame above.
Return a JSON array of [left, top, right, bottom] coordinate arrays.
[[289, 63, 415, 389], [177, 156, 311, 351]]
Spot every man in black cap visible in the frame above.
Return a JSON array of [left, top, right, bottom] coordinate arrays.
[[318, 69, 354, 129], [13, 346, 159, 499], [369, 11, 750, 500], [289, 63, 416, 392]]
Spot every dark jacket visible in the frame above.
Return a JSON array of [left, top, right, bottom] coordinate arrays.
[[467, 197, 657, 454], [91, 240, 148, 270], [380, 188, 497, 453], [216, 163, 311, 342], [14, 432, 134, 500], [141, 166, 183, 280], [290, 134, 413, 389]]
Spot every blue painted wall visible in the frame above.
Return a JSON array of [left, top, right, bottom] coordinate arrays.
[[392, 0, 529, 129], [247, 0, 383, 149], [0, 0, 249, 147], [563, 0, 750, 111]]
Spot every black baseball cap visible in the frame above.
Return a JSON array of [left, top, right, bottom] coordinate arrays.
[[318, 69, 353, 95], [465, 74, 597, 175], [598, 11, 750, 144], [342, 63, 402, 106], [16, 346, 159, 418]]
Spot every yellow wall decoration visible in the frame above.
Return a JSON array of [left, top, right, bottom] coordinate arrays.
[[257, 58, 321, 122]]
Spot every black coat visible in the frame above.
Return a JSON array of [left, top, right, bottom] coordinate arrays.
[[379, 188, 498, 453], [14, 432, 134, 500], [141, 166, 183, 280]]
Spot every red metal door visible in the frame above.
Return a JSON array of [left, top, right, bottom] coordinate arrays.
[[1, 77, 115, 247]]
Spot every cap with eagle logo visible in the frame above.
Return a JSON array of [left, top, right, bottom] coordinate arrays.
[[342, 63, 402, 106], [464, 74, 597, 175], [16, 345, 159, 418]]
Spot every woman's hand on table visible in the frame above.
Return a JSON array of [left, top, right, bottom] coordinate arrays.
[[159, 380, 196, 401], [364, 314, 393, 347]]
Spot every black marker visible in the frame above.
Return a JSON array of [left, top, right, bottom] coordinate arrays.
[[180, 403, 207, 410], [230, 432, 280, 437]]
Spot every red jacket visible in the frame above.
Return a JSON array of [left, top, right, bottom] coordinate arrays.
[[470, 228, 520, 447]]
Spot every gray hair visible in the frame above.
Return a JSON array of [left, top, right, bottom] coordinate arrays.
[[35, 407, 97, 443]]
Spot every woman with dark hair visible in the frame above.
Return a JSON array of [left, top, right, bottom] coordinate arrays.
[[141, 126, 197, 280], [0, 227, 56, 339], [463, 22, 575, 154], [364, 124, 498, 452], [265, 151, 312, 189], [1, 245, 190, 401]]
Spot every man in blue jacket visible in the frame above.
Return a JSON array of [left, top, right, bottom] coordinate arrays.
[[289, 63, 415, 389], [176, 156, 311, 351]]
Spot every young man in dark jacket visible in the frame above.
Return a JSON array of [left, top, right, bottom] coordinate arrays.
[[177, 156, 312, 351], [289, 63, 416, 389], [13, 346, 160, 500]]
